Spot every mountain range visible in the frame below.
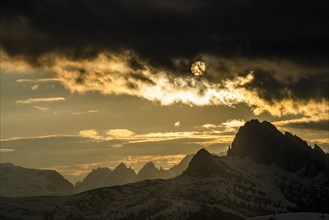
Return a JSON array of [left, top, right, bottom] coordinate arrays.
[[0, 155, 193, 197], [0, 119, 328, 219], [75, 154, 193, 193]]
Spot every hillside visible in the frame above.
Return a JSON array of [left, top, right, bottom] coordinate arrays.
[[0, 163, 74, 197]]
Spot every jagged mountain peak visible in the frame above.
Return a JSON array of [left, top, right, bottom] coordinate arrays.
[[114, 162, 128, 171], [138, 162, 158, 175], [142, 161, 156, 169], [195, 148, 211, 157], [228, 119, 329, 177], [112, 163, 136, 176], [314, 144, 325, 155], [183, 148, 230, 177], [136, 161, 163, 181]]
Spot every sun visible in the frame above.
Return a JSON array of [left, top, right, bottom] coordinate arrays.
[[191, 61, 206, 76]]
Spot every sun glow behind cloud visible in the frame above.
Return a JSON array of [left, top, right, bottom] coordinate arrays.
[[2, 51, 329, 118]]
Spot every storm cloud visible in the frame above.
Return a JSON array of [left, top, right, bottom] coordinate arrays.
[[1, 0, 328, 106], [1, 0, 328, 66]]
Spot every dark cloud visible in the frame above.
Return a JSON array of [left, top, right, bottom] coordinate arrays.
[[1, 0, 328, 104], [283, 120, 329, 131], [1, 0, 328, 69], [243, 69, 329, 102]]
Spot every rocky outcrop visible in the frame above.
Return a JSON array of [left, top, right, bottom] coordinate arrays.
[[227, 119, 329, 177]]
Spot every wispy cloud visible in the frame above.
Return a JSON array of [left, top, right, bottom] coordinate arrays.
[[79, 128, 234, 146], [201, 119, 246, 133], [0, 148, 16, 153], [33, 105, 49, 111], [221, 119, 246, 128], [273, 115, 329, 131], [106, 129, 135, 138], [31, 85, 39, 91], [0, 134, 77, 142], [72, 109, 99, 115], [174, 121, 180, 127], [16, 97, 65, 104], [16, 78, 61, 83], [79, 129, 103, 140]]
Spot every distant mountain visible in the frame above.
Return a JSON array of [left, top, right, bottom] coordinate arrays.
[[75, 154, 193, 192], [136, 162, 163, 181], [227, 119, 329, 177], [0, 163, 74, 197], [106, 163, 137, 186], [75, 167, 112, 192], [183, 148, 232, 177], [168, 154, 194, 176]]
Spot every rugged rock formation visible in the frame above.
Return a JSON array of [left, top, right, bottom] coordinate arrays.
[[227, 119, 329, 177]]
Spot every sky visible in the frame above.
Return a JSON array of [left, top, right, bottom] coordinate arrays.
[[1, 0, 328, 183]]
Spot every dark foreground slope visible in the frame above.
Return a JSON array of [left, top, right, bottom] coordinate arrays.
[[0, 174, 245, 220]]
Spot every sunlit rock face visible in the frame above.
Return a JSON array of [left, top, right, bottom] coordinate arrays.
[[227, 119, 329, 177], [191, 61, 206, 76]]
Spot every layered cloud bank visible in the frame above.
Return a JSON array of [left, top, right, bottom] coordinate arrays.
[[3, 52, 328, 120]]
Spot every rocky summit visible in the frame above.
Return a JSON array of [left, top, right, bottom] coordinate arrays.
[[228, 119, 329, 177]]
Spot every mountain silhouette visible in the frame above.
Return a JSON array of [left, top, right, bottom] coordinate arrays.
[[227, 119, 329, 177], [75, 167, 112, 192], [75, 155, 194, 192], [106, 163, 136, 186], [76, 163, 136, 193], [183, 148, 231, 177], [136, 162, 164, 181], [0, 163, 74, 197]]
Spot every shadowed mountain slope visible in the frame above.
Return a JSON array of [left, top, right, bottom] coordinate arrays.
[[0, 163, 74, 197]]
